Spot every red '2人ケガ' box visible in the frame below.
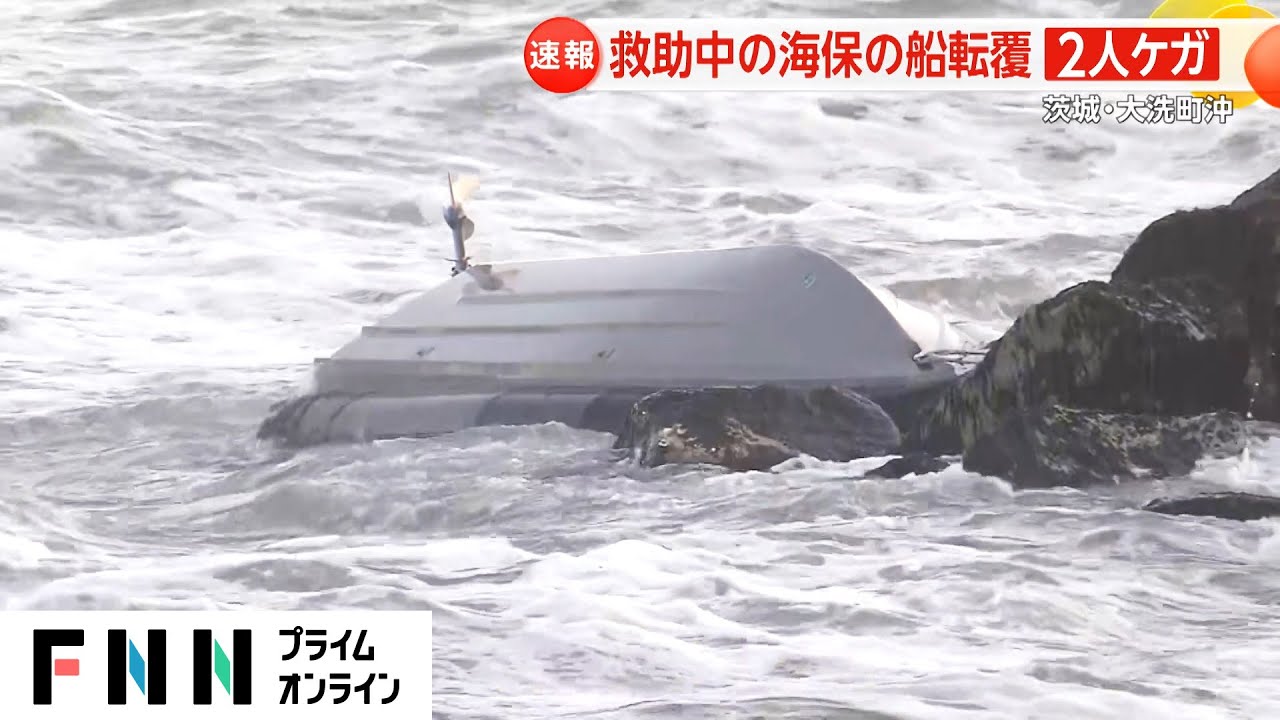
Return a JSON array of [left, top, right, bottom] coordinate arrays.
[[1043, 27, 1220, 81]]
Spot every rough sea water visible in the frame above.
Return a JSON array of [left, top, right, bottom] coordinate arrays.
[[4, 0, 1280, 717]]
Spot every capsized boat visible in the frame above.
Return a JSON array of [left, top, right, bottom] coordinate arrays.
[[258, 176, 984, 446]]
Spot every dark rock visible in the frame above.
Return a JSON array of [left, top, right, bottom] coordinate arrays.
[[1111, 208, 1277, 288], [1111, 169, 1280, 419], [869, 378, 961, 442], [1229, 166, 1280, 214], [1143, 491, 1280, 521], [905, 278, 1249, 456], [962, 405, 1247, 489], [615, 385, 901, 471], [1112, 166, 1280, 287], [865, 452, 952, 479], [902, 166, 1280, 481]]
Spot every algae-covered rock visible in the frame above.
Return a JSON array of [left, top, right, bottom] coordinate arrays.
[[905, 278, 1250, 456], [962, 405, 1246, 489], [903, 166, 1280, 467], [615, 384, 901, 471]]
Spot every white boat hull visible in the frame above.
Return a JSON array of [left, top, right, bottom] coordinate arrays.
[[261, 244, 975, 445]]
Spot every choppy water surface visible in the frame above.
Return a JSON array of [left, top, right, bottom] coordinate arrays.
[[3, 0, 1280, 718]]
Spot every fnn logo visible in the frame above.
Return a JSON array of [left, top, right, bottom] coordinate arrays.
[[32, 627, 252, 705], [106, 628, 251, 705], [9, 609, 432, 719]]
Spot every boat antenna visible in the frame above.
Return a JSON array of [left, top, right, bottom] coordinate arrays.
[[442, 172, 476, 276]]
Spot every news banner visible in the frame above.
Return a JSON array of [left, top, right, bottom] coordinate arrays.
[[0, 611, 431, 718], [522, 11, 1280, 124]]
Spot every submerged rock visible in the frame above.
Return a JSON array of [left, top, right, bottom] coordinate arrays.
[[1143, 491, 1280, 521], [962, 405, 1247, 489], [615, 385, 901, 471], [865, 452, 952, 479], [905, 278, 1250, 456]]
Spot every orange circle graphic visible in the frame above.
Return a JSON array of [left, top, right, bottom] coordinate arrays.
[[1245, 24, 1280, 107], [1149, 0, 1277, 109]]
